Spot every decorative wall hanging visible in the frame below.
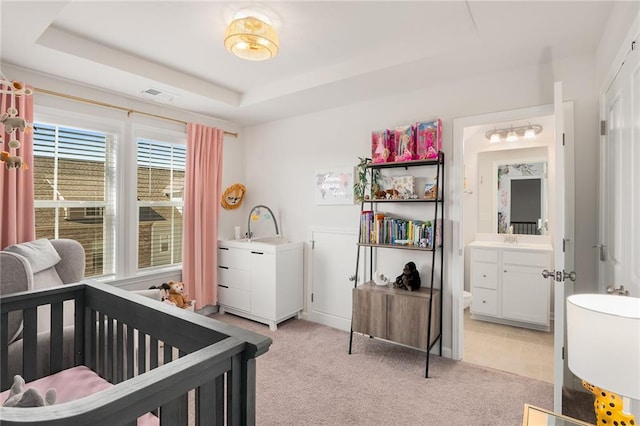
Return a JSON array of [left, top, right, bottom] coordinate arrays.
[[221, 183, 246, 210], [1, 79, 33, 170], [315, 166, 354, 205]]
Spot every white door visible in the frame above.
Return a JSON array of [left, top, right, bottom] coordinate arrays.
[[600, 38, 640, 297], [308, 227, 360, 331], [551, 81, 579, 412]]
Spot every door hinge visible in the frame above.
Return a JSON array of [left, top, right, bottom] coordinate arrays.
[[562, 238, 566, 253], [562, 132, 565, 146], [600, 120, 607, 136], [562, 346, 565, 360], [310, 240, 315, 249], [311, 293, 314, 303]]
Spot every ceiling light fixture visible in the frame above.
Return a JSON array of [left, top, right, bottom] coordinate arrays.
[[224, 15, 279, 61], [485, 123, 543, 143]]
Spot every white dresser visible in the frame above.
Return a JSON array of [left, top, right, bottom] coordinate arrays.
[[469, 241, 552, 331], [217, 240, 303, 330]]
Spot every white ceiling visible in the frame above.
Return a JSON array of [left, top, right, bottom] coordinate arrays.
[[1, 1, 614, 126]]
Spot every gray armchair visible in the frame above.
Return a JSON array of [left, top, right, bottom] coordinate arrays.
[[1, 238, 85, 379]]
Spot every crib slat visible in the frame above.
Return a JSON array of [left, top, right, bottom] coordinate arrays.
[[85, 308, 97, 371], [137, 330, 147, 374], [116, 321, 124, 384], [150, 336, 159, 370], [22, 306, 38, 382], [126, 324, 134, 379], [196, 381, 218, 426], [163, 342, 173, 365], [227, 354, 242, 426], [215, 375, 225, 425], [50, 301, 64, 374], [107, 317, 114, 382], [160, 393, 188, 425], [1, 311, 9, 391], [75, 292, 85, 366], [98, 312, 106, 377]]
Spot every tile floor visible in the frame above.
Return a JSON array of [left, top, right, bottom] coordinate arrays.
[[463, 309, 554, 383]]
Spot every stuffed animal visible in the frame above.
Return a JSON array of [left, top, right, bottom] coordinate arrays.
[[0, 107, 32, 134], [167, 280, 192, 309], [149, 283, 176, 306], [393, 261, 421, 291], [3, 375, 56, 407], [0, 151, 27, 170]]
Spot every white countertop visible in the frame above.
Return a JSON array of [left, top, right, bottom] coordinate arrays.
[[468, 240, 553, 251]]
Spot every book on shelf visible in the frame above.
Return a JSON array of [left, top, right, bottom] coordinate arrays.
[[359, 211, 441, 249]]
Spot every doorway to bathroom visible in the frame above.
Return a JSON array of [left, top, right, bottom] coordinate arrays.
[[451, 101, 573, 385]]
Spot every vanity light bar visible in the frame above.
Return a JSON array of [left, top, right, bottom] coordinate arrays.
[[485, 124, 542, 142]]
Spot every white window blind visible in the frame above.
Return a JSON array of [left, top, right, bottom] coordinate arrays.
[[136, 138, 186, 270], [33, 123, 116, 277]]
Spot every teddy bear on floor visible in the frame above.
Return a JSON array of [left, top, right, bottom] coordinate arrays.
[[3, 375, 56, 407], [167, 280, 192, 309], [393, 261, 421, 291]]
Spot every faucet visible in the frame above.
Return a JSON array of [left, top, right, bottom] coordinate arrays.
[[247, 205, 280, 241]]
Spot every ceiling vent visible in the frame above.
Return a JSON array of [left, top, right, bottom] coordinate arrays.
[[141, 88, 176, 103]]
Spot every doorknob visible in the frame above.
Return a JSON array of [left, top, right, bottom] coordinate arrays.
[[542, 269, 577, 282]]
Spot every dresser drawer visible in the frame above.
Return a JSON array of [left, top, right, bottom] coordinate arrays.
[[218, 267, 250, 291], [471, 288, 498, 316], [218, 286, 250, 312], [471, 262, 498, 289], [471, 248, 498, 263], [218, 246, 251, 269]]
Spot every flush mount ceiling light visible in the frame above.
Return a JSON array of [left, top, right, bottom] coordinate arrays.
[[485, 124, 543, 143], [224, 15, 279, 61]]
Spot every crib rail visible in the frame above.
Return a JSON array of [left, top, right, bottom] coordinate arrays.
[[0, 282, 272, 425]]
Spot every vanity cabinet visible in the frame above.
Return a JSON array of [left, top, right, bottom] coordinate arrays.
[[469, 243, 551, 331], [217, 241, 303, 330]]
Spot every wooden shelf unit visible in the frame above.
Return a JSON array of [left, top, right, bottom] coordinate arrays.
[[348, 152, 445, 378]]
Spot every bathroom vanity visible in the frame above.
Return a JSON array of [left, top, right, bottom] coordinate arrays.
[[468, 241, 552, 331], [217, 238, 303, 330]]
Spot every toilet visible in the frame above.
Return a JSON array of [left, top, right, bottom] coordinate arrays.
[[463, 290, 472, 310]]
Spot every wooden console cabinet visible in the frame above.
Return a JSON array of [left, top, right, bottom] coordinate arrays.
[[352, 282, 441, 349]]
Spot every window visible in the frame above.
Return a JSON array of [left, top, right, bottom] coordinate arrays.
[[136, 138, 186, 270], [33, 123, 115, 277]]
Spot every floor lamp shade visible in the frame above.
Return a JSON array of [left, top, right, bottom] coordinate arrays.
[[566, 294, 640, 400]]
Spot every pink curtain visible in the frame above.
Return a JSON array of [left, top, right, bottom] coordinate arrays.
[[183, 123, 224, 308], [0, 84, 35, 249]]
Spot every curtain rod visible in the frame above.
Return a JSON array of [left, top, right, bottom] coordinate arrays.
[[33, 87, 239, 138]]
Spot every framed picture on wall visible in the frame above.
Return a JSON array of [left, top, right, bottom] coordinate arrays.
[[314, 167, 355, 205]]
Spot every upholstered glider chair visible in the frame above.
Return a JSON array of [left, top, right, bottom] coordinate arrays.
[[1, 238, 86, 380]]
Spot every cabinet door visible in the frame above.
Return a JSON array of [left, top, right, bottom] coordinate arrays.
[[502, 265, 550, 325], [352, 287, 386, 339], [250, 251, 276, 319], [387, 293, 434, 349]]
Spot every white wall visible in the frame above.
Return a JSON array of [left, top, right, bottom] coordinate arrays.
[[241, 54, 600, 354]]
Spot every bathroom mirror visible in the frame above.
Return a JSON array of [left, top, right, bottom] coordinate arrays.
[[477, 147, 548, 235]]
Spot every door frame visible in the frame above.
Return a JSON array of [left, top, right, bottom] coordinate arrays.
[[451, 103, 556, 361]]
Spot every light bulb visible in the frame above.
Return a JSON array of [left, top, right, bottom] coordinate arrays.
[[506, 129, 518, 142], [490, 132, 501, 143], [524, 127, 536, 139]]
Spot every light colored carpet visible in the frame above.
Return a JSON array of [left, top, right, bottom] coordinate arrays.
[[209, 313, 555, 426]]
